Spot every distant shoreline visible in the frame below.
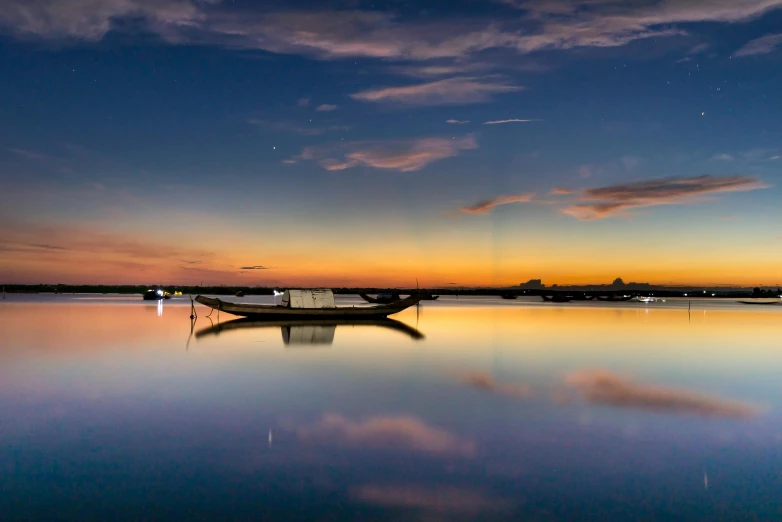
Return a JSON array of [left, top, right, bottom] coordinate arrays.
[[2, 284, 779, 299]]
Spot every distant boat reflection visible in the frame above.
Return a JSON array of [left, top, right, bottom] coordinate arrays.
[[195, 318, 425, 345]]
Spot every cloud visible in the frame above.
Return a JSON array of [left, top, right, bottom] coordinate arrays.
[[393, 64, 489, 78], [735, 33, 782, 56], [239, 265, 268, 270], [315, 103, 337, 112], [688, 42, 710, 55], [550, 186, 574, 195], [460, 193, 536, 214], [297, 97, 310, 107], [7, 147, 48, 160], [562, 174, 769, 220], [564, 370, 761, 418], [309, 136, 477, 172], [3, 0, 782, 66], [460, 373, 533, 398], [351, 77, 523, 106], [506, 0, 782, 54], [447, 119, 470, 124], [483, 118, 540, 125], [299, 414, 474, 456], [711, 153, 735, 161], [0, 0, 204, 41], [352, 485, 508, 514]]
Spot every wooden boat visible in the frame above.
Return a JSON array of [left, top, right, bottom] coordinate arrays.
[[541, 294, 573, 303], [737, 300, 781, 306], [360, 292, 439, 303], [596, 295, 633, 302], [195, 317, 425, 342], [196, 290, 422, 319], [143, 289, 171, 300], [360, 291, 402, 304]]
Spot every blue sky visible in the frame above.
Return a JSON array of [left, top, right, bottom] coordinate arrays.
[[0, 0, 781, 286]]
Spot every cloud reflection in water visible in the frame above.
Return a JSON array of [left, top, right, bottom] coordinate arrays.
[[299, 414, 474, 457], [565, 370, 761, 418]]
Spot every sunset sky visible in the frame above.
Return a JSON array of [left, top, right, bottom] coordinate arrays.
[[1, 0, 781, 287]]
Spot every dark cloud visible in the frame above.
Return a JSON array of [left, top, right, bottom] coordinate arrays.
[[565, 370, 761, 418], [563, 175, 769, 220], [240, 265, 269, 270]]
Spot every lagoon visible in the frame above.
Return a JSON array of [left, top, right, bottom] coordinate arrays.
[[1, 295, 781, 520]]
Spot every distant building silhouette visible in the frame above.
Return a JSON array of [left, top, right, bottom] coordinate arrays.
[[519, 279, 545, 289]]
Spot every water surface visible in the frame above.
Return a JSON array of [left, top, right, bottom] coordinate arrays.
[[1, 295, 781, 520]]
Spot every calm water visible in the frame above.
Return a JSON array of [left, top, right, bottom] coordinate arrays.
[[2, 295, 781, 521]]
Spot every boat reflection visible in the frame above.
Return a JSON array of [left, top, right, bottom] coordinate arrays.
[[195, 318, 425, 345]]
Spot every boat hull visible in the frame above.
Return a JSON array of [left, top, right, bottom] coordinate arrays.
[[195, 294, 422, 319]]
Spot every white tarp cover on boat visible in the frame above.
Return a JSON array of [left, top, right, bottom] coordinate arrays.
[[282, 325, 336, 345], [281, 289, 336, 309]]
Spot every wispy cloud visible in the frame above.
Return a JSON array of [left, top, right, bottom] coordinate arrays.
[[735, 33, 782, 56], [7, 147, 48, 160], [460, 193, 536, 214], [711, 153, 735, 161], [562, 175, 769, 220], [483, 118, 540, 125], [3, 0, 782, 64], [239, 265, 268, 270], [550, 186, 574, 195], [315, 103, 337, 112], [446, 119, 470, 124], [351, 77, 523, 106], [506, 0, 782, 53], [297, 97, 310, 107], [299, 414, 474, 456], [565, 370, 761, 418], [393, 63, 489, 78], [308, 136, 477, 172], [688, 42, 710, 55]]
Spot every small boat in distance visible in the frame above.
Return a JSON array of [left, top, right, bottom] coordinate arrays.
[[541, 295, 573, 303], [635, 296, 665, 303], [596, 295, 633, 301], [143, 289, 171, 300], [196, 289, 422, 319], [360, 291, 402, 304], [737, 299, 781, 306]]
